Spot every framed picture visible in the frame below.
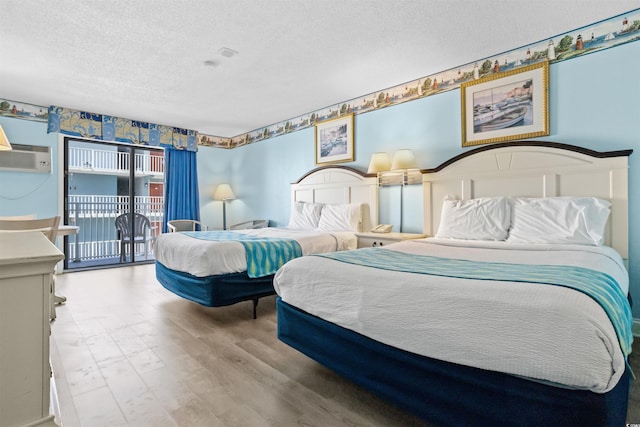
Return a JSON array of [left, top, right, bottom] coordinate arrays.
[[315, 114, 354, 165], [461, 62, 549, 147]]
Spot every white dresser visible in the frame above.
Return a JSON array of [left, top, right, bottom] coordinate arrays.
[[0, 232, 64, 427]]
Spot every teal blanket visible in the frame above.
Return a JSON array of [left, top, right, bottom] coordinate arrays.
[[314, 248, 633, 358], [184, 231, 302, 278]]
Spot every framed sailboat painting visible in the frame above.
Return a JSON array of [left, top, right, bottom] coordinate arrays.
[[315, 114, 355, 165], [461, 61, 549, 147]]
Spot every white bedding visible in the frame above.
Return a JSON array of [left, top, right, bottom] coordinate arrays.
[[154, 227, 356, 277], [273, 238, 630, 393]]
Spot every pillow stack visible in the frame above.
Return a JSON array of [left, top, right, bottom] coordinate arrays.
[[507, 197, 610, 246], [288, 201, 362, 232], [435, 196, 611, 246], [287, 202, 324, 230], [435, 197, 511, 241]]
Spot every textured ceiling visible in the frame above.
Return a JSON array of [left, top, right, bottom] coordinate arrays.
[[0, 1, 638, 138]]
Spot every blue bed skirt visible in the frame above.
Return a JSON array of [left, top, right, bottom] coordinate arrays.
[[276, 297, 631, 427], [155, 261, 275, 307]]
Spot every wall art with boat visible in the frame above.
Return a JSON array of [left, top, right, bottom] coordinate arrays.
[[461, 62, 549, 147]]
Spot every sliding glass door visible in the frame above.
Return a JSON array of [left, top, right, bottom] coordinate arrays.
[[63, 138, 164, 270]]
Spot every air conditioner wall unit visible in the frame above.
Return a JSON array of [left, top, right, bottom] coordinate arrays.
[[0, 143, 52, 173]]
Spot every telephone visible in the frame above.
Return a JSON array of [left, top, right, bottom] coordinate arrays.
[[371, 224, 393, 233]]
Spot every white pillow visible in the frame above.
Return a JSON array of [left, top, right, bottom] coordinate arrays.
[[435, 197, 511, 241], [507, 197, 611, 246], [316, 203, 361, 232], [287, 202, 324, 230]]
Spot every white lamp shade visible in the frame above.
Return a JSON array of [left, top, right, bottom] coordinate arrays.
[[0, 125, 12, 151], [213, 183, 236, 200], [367, 152, 391, 173], [391, 149, 417, 170]]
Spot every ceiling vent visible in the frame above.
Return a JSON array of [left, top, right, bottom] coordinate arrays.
[[0, 143, 52, 173]]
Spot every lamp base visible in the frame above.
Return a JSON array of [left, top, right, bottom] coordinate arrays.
[[222, 201, 227, 230]]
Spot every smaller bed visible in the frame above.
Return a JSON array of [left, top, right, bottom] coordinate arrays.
[[155, 166, 378, 317]]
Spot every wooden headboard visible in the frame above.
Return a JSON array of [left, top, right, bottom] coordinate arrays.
[[291, 166, 378, 232], [422, 142, 632, 258]]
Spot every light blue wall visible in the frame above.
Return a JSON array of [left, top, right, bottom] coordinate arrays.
[[1, 40, 638, 316], [198, 40, 640, 316], [0, 117, 59, 218], [199, 128, 317, 230], [68, 173, 117, 195], [197, 89, 466, 231]]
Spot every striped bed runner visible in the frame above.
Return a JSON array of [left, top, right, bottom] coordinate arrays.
[[184, 231, 302, 278], [314, 247, 633, 358]]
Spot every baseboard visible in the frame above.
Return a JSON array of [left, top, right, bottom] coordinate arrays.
[[633, 319, 640, 337]]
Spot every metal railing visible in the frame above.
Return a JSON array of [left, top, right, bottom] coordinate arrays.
[[68, 147, 164, 175], [67, 195, 164, 264]]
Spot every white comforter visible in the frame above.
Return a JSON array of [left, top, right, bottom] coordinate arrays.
[[273, 238, 630, 393], [154, 228, 356, 277]]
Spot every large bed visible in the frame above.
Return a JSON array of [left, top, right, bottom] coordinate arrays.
[[155, 166, 378, 317], [273, 142, 634, 426]]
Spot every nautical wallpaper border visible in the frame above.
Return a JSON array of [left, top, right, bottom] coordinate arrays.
[[1, 9, 638, 150]]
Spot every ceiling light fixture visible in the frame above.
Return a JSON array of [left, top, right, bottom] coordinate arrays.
[[218, 47, 239, 58], [204, 47, 239, 68]]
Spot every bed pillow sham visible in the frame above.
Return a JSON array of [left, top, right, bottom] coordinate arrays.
[[316, 203, 361, 232], [435, 196, 511, 241], [507, 196, 611, 246], [287, 202, 324, 230]]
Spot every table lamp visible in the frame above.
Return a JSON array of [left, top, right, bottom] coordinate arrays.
[[0, 125, 12, 151], [213, 184, 236, 230]]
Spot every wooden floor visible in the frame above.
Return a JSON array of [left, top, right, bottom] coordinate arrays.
[[51, 265, 428, 427], [51, 265, 640, 427]]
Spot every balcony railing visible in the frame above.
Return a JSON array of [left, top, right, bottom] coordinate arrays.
[[68, 147, 164, 175], [67, 195, 164, 265]]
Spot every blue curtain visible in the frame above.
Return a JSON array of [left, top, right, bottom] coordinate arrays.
[[163, 148, 200, 232]]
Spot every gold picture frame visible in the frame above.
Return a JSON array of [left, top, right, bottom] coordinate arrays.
[[461, 62, 549, 147], [315, 114, 354, 165]]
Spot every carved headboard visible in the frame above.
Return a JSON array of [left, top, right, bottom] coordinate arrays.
[[291, 166, 378, 232], [422, 142, 631, 258]]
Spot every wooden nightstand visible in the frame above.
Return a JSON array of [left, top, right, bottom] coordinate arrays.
[[355, 232, 427, 248]]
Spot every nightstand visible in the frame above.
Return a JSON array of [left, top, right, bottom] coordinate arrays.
[[355, 232, 427, 248]]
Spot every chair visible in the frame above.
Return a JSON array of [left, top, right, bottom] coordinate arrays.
[[0, 214, 37, 220], [167, 219, 206, 232], [115, 213, 155, 262], [0, 216, 60, 241], [0, 216, 61, 320]]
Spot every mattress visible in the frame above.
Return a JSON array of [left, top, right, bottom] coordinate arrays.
[[273, 238, 631, 393], [154, 227, 356, 277]]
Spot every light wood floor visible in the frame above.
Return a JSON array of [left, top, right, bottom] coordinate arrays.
[[52, 265, 640, 426], [51, 264, 429, 427]]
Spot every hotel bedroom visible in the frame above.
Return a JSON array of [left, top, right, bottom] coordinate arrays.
[[1, 2, 639, 426]]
